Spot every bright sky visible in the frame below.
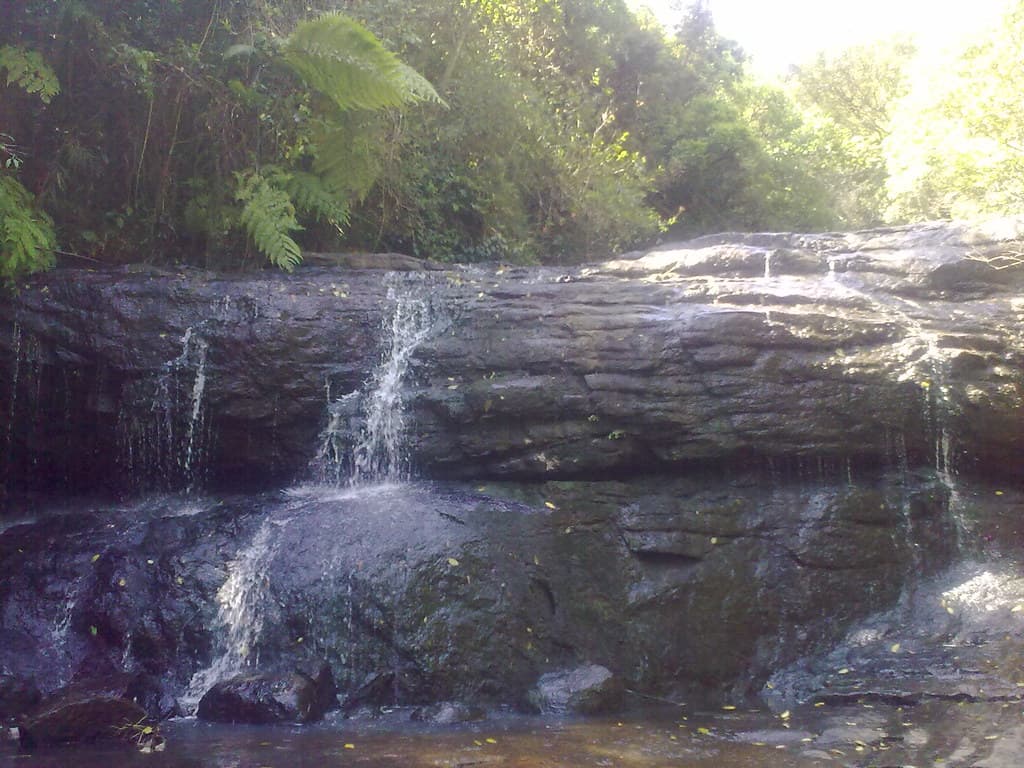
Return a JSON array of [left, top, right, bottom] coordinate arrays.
[[628, 0, 1011, 75]]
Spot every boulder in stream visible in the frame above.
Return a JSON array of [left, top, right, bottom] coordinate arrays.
[[527, 664, 624, 715], [196, 664, 338, 724], [17, 674, 149, 748]]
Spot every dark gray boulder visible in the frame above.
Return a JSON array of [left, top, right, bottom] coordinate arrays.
[[527, 665, 623, 715], [410, 701, 486, 724], [0, 218, 1023, 718], [197, 664, 337, 724], [17, 675, 148, 748], [0, 675, 40, 722]]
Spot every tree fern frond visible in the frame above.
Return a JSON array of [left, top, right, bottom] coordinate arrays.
[[395, 63, 446, 107], [235, 172, 303, 270], [282, 13, 441, 113], [281, 170, 351, 225], [311, 122, 381, 200]]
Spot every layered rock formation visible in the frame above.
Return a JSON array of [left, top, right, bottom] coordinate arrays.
[[1, 217, 1023, 720]]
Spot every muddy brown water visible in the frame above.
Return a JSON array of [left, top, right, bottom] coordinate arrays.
[[4, 699, 1023, 768]]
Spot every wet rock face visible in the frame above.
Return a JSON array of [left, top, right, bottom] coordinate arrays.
[[0, 219, 1022, 719], [2, 218, 1024, 493], [0, 473, 961, 715]]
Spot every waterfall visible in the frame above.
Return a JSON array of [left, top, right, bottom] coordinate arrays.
[[3, 322, 21, 483], [825, 268, 966, 534], [317, 278, 445, 487], [183, 518, 279, 711], [182, 332, 209, 493], [118, 327, 210, 492]]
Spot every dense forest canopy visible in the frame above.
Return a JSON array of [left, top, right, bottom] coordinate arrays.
[[1, 0, 1022, 281]]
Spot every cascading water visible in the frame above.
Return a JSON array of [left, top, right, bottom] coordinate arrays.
[[183, 518, 279, 711], [186, 278, 445, 708], [825, 260, 968, 538], [3, 322, 21, 484], [316, 277, 446, 487], [118, 327, 210, 492]]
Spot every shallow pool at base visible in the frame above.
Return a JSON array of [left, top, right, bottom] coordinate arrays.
[[6, 699, 1024, 768]]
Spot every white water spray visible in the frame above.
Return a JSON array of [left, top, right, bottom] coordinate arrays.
[[318, 279, 445, 486], [118, 326, 210, 491], [183, 519, 279, 711]]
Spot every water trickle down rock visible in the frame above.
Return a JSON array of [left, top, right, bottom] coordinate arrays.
[[117, 327, 210, 492], [183, 518, 279, 712], [2, 322, 21, 487], [317, 277, 446, 486], [188, 279, 445, 710]]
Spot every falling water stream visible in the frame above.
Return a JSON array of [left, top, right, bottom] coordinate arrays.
[[318, 277, 445, 486], [184, 277, 446, 710]]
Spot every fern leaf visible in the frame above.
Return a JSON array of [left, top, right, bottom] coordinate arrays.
[[282, 14, 441, 113], [310, 122, 381, 200], [235, 172, 303, 270], [281, 171, 351, 225], [0, 45, 60, 103], [0, 175, 56, 283]]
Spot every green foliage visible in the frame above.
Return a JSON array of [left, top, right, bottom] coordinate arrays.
[[282, 170, 350, 227], [0, 44, 59, 284], [884, 1, 1024, 220], [0, 45, 60, 103], [281, 13, 442, 113], [235, 171, 303, 271], [790, 38, 916, 227], [0, 176, 57, 284]]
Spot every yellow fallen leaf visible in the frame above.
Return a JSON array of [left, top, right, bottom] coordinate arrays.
[[544, 501, 557, 509], [710, 537, 719, 545], [779, 710, 790, 720], [837, 668, 851, 674], [890, 643, 901, 653], [91, 554, 101, 563], [344, 743, 355, 749], [447, 557, 460, 567], [485, 737, 497, 744], [995, 490, 1005, 496], [814, 701, 825, 707], [118, 578, 126, 587], [722, 705, 736, 711], [697, 727, 711, 735], [1011, 604, 1023, 613]]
